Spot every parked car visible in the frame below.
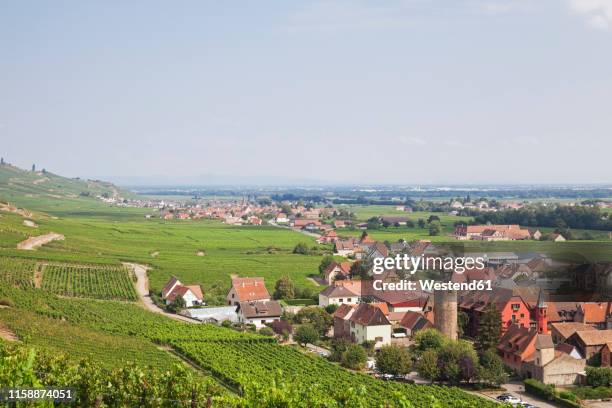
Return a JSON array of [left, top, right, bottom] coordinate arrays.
[[496, 394, 521, 404], [518, 404, 537, 408]]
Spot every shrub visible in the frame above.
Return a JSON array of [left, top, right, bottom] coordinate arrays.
[[586, 366, 612, 387], [341, 344, 367, 370], [293, 243, 310, 255], [259, 327, 274, 336]]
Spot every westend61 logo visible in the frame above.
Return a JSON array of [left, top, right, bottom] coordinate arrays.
[[372, 255, 492, 292]]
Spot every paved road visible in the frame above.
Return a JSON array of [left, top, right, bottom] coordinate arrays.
[[477, 381, 561, 408], [125, 262, 199, 324]]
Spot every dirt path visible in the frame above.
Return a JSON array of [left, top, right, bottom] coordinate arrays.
[[0, 322, 18, 342], [124, 262, 198, 324], [23, 220, 38, 228], [17, 232, 64, 250]]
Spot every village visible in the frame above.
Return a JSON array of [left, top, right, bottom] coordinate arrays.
[[152, 198, 612, 407]]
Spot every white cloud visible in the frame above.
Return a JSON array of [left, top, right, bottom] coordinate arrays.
[[568, 0, 612, 30], [398, 136, 426, 146]]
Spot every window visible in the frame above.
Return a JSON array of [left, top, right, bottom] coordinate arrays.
[[511, 303, 520, 311], [375, 337, 383, 342], [511, 315, 516, 322], [347, 298, 352, 302], [520, 313, 524, 318], [339, 299, 344, 303], [231, 294, 234, 298]]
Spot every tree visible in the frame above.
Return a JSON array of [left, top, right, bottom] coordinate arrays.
[[259, 327, 274, 336], [166, 296, 186, 313], [349, 260, 369, 280], [437, 340, 479, 384], [295, 307, 332, 336], [294, 324, 318, 346], [341, 344, 367, 370], [428, 221, 442, 236], [413, 328, 445, 354], [319, 255, 334, 274], [366, 217, 382, 230], [361, 340, 376, 356], [457, 311, 469, 338], [375, 345, 412, 376], [31, 164, 36, 172], [478, 350, 508, 387], [0, 157, 4, 165], [273, 275, 295, 300], [417, 349, 440, 383], [427, 215, 440, 224], [329, 338, 351, 362], [324, 304, 338, 314], [417, 219, 426, 229], [293, 243, 310, 255], [475, 303, 501, 352]]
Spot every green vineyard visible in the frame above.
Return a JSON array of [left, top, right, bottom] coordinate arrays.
[[171, 340, 496, 407], [41, 263, 137, 301], [0, 257, 36, 288]]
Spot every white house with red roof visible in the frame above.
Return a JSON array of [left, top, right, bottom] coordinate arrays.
[[161, 276, 204, 308]]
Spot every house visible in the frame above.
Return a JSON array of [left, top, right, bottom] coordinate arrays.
[[319, 284, 360, 307], [275, 213, 289, 224], [550, 322, 595, 344], [161, 276, 204, 308], [530, 229, 543, 240], [399, 311, 433, 337], [455, 224, 531, 241], [333, 304, 356, 339], [574, 302, 612, 328], [459, 287, 539, 337], [333, 220, 347, 228], [323, 261, 351, 285], [566, 329, 612, 364], [365, 241, 389, 261], [601, 342, 612, 367], [551, 233, 566, 242], [236, 300, 282, 328], [497, 324, 539, 371], [292, 219, 322, 230], [227, 277, 271, 306], [317, 230, 339, 244], [348, 303, 392, 348], [522, 334, 586, 386], [334, 238, 358, 257]]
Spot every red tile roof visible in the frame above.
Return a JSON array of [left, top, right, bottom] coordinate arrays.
[[231, 277, 270, 302], [349, 303, 391, 326]]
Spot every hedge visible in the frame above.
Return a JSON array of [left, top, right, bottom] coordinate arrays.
[[524, 379, 581, 408]]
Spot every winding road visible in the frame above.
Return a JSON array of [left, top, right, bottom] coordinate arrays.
[[124, 262, 198, 324]]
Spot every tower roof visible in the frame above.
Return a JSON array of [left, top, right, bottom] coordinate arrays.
[[537, 289, 546, 308]]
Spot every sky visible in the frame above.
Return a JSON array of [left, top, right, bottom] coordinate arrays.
[[1, 0, 612, 186]]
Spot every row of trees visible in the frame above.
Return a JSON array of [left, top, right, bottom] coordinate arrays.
[[413, 329, 508, 387], [472, 204, 612, 231]]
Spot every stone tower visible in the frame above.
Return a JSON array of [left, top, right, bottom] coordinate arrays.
[[433, 289, 458, 340]]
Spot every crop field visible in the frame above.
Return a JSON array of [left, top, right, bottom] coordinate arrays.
[[172, 340, 494, 407], [0, 257, 36, 287], [41, 263, 137, 300]]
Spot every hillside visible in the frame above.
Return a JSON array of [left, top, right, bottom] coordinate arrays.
[[0, 162, 137, 214]]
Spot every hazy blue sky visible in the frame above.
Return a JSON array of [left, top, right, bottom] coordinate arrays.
[[1, 1, 611, 185]]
